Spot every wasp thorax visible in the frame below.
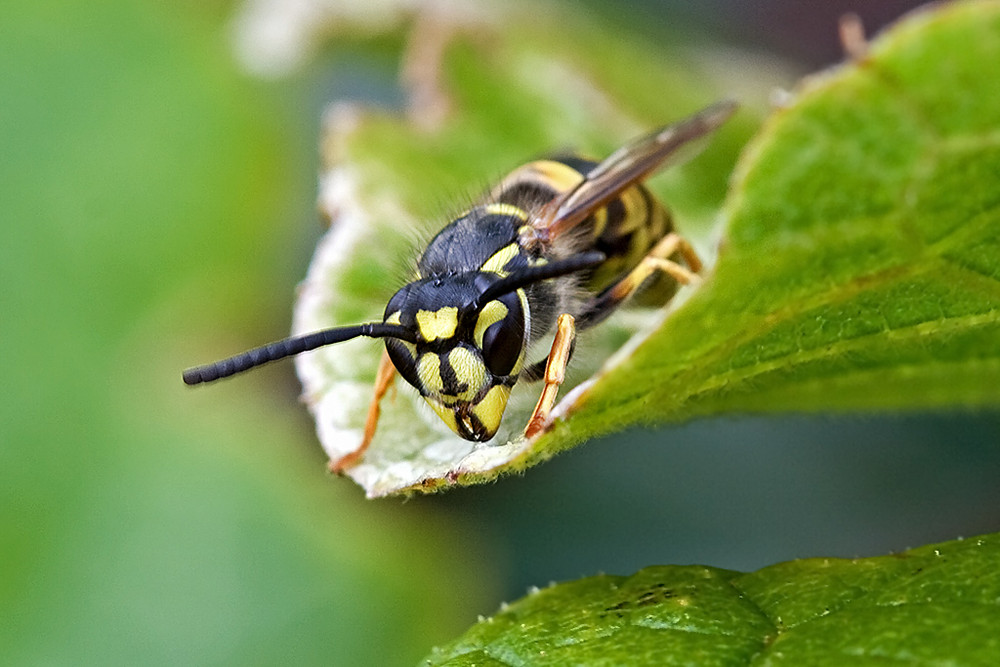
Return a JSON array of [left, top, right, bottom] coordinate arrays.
[[381, 274, 528, 441]]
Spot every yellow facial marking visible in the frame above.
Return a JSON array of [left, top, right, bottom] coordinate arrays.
[[447, 347, 486, 400], [472, 385, 511, 437], [483, 202, 528, 221], [424, 397, 459, 434], [416, 354, 443, 394], [415, 307, 458, 342], [480, 243, 520, 275], [473, 300, 509, 348], [384, 310, 402, 325], [436, 393, 459, 406]]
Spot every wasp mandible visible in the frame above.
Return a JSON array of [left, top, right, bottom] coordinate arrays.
[[184, 100, 737, 471]]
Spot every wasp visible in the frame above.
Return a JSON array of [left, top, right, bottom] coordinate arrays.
[[184, 100, 736, 471]]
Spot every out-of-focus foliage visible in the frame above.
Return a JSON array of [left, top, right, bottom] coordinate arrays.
[[1, 1, 492, 664]]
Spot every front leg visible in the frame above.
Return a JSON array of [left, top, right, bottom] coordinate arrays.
[[329, 349, 397, 474], [524, 313, 576, 439]]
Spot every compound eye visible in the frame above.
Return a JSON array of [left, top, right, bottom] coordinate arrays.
[[478, 293, 525, 377], [385, 339, 420, 390]]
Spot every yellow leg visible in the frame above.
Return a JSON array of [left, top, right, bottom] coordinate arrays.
[[665, 232, 703, 275], [619, 232, 702, 295], [329, 349, 397, 474], [524, 313, 576, 439], [579, 232, 702, 329]]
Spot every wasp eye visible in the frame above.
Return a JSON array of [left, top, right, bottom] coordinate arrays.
[[482, 321, 522, 376], [385, 338, 420, 390], [477, 293, 525, 376]]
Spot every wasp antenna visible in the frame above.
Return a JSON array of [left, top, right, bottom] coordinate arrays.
[[182, 322, 415, 385], [474, 251, 606, 310]]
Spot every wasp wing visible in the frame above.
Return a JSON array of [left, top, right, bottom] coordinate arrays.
[[534, 99, 737, 242]]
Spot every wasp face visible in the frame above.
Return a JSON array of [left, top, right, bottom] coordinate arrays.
[[382, 274, 528, 441]]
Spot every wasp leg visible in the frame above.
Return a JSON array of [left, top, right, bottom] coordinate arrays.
[[577, 232, 702, 330], [400, 7, 454, 130], [520, 327, 580, 384], [524, 313, 577, 439], [838, 13, 868, 61], [329, 349, 397, 474]]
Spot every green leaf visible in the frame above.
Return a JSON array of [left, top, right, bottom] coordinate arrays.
[[296, 1, 999, 496], [425, 532, 1000, 665], [556, 0, 1000, 438]]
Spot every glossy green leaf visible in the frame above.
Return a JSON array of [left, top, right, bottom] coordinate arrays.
[[426, 532, 1000, 665], [296, 1, 999, 496]]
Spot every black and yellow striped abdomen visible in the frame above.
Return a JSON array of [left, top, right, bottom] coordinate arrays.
[[489, 156, 676, 301]]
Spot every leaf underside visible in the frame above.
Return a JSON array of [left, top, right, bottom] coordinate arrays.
[[295, 1, 1000, 496]]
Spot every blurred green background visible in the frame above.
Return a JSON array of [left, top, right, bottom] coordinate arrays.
[[3, 1, 998, 664]]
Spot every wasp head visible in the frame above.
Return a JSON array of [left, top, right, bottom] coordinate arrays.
[[382, 273, 528, 442]]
